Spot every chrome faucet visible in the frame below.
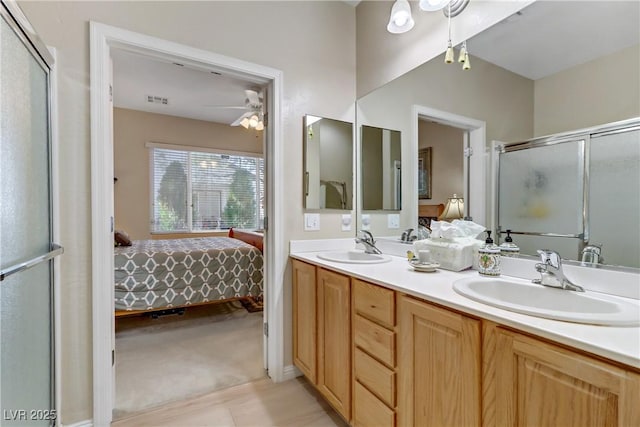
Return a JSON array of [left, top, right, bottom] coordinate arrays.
[[400, 228, 416, 243], [581, 244, 604, 265], [355, 230, 382, 254], [533, 249, 584, 292]]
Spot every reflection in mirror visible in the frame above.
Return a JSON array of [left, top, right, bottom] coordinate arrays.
[[361, 125, 401, 210], [303, 115, 353, 210], [355, 1, 639, 270]]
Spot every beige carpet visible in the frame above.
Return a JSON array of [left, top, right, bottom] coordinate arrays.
[[114, 302, 266, 419]]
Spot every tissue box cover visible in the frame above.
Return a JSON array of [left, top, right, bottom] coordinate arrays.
[[414, 238, 482, 271]]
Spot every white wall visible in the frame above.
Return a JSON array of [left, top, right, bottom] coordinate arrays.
[[18, 1, 356, 424]]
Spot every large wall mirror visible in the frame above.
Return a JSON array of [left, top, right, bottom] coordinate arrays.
[[361, 125, 402, 210], [303, 115, 354, 210], [355, 1, 639, 269]]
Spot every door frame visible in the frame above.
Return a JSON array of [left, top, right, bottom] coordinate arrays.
[[90, 22, 285, 426]]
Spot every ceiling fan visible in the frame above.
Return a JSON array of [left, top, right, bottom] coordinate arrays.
[[206, 89, 264, 130]]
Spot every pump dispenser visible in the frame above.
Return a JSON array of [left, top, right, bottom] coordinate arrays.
[[499, 229, 520, 257], [478, 230, 501, 276]]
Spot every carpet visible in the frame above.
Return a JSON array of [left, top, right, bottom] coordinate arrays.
[[114, 302, 266, 419]]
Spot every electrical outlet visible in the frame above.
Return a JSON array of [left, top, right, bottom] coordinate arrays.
[[304, 213, 320, 231], [341, 214, 352, 231], [388, 213, 400, 229], [361, 214, 371, 231]]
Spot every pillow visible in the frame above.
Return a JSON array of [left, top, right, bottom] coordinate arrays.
[[114, 229, 132, 246]]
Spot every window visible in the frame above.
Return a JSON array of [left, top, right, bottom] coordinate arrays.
[[150, 146, 264, 233]]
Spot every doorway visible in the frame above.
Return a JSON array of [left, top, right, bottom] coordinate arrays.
[[90, 22, 284, 426], [411, 105, 487, 226]]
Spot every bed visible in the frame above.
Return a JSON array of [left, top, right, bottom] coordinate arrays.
[[114, 231, 263, 316]]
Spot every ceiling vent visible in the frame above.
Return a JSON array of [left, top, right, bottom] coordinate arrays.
[[146, 95, 168, 105]]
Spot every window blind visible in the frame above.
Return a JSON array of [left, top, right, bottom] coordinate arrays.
[[151, 147, 264, 233]]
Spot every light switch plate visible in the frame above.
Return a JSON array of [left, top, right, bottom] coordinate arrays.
[[361, 214, 371, 231], [341, 214, 352, 231], [304, 213, 320, 231], [388, 213, 400, 229]]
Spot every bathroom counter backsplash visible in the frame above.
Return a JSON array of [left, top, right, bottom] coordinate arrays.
[[289, 239, 640, 369]]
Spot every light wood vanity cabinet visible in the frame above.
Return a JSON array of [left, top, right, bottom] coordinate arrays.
[[483, 323, 640, 427], [291, 260, 351, 421], [291, 259, 640, 427], [397, 295, 481, 427]]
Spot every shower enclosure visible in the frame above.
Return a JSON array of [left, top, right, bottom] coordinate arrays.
[[1, 1, 61, 423], [493, 118, 640, 269]]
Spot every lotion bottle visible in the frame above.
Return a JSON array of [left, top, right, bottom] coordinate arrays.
[[478, 230, 501, 276], [499, 229, 520, 257]]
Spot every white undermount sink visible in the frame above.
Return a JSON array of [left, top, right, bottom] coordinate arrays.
[[453, 276, 640, 326], [317, 250, 391, 264]]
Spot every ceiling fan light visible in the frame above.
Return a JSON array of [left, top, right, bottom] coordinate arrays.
[[240, 117, 250, 129], [255, 121, 264, 131], [419, 0, 449, 12], [249, 114, 259, 127]]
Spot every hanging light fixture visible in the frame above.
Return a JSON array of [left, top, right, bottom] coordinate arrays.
[[387, 0, 415, 34]]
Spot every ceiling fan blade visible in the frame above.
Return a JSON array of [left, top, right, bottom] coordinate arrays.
[[245, 89, 261, 105], [230, 111, 253, 126]]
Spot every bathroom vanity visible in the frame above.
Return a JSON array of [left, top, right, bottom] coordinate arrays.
[[290, 248, 640, 427]]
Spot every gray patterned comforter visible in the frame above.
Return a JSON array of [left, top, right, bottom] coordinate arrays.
[[114, 237, 263, 311]]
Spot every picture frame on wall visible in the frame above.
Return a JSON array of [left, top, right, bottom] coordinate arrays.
[[418, 147, 432, 199]]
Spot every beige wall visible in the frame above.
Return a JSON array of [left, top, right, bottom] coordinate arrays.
[[534, 44, 640, 136], [355, 0, 533, 97], [18, 1, 356, 424], [114, 108, 262, 240], [418, 121, 464, 206]]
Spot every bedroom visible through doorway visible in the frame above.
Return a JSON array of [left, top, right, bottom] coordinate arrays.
[[110, 46, 268, 419]]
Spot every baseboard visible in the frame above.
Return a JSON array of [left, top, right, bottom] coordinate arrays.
[[282, 364, 302, 381], [62, 420, 92, 427]]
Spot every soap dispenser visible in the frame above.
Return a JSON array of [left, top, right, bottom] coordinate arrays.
[[499, 229, 520, 257], [478, 230, 501, 276]]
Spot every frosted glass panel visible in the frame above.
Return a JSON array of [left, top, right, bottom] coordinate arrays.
[[499, 140, 584, 235], [0, 13, 53, 423], [1, 262, 53, 425], [1, 15, 51, 266], [589, 129, 640, 268]]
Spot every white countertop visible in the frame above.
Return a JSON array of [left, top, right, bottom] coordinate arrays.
[[290, 245, 640, 370]]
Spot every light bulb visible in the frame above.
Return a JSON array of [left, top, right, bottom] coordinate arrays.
[[249, 114, 259, 127], [394, 15, 408, 27], [419, 0, 449, 11], [462, 52, 471, 70], [445, 42, 454, 64], [255, 121, 264, 131]]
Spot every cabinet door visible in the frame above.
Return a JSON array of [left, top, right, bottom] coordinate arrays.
[[292, 260, 317, 382], [492, 327, 640, 427], [317, 268, 351, 420], [397, 295, 481, 427]]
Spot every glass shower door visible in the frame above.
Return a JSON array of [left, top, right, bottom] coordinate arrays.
[[1, 3, 61, 425]]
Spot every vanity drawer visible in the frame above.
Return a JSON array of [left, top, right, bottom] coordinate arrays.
[[354, 347, 395, 407], [354, 314, 395, 368], [353, 381, 395, 427], [353, 279, 395, 328]]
